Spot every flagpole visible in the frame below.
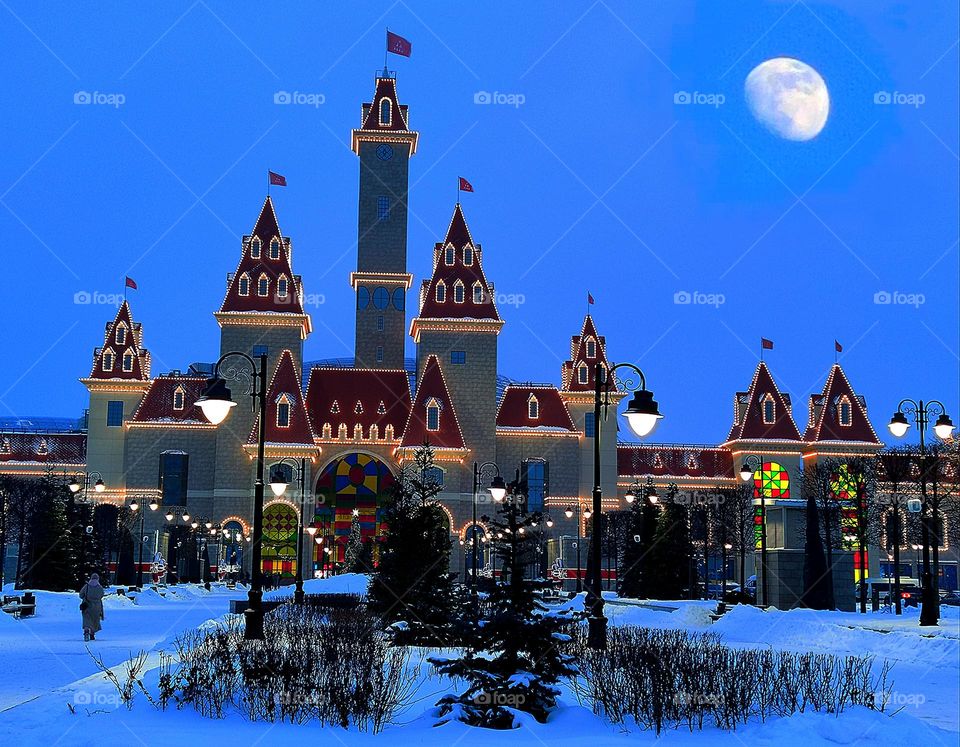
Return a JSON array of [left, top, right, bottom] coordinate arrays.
[[760, 339, 764, 361], [384, 28, 389, 72]]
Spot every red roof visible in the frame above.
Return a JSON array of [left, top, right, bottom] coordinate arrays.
[[249, 350, 314, 446], [561, 314, 612, 393], [0, 432, 86, 464], [132, 376, 209, 423], [618, 444, 734, 480], [803, 364, 881, 445], [415, 204, 500, 322], [219, 196, 305, 315], [401, 355, 466, 449], [496, 385, 576, 431], [305, 367, 411, 440], [88, 301, 150, 380], [359, 75, 411, 132], [725, 362, 802, 442]]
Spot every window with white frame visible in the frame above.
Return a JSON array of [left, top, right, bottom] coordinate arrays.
[[277, 275, 288, 299], [585, 337, 596, 358], [258, 274, 269, 296], [122, 353, 133, 372], [436, 281, 446, 303], [102, 348, 115, 372], [463, 245, 474, 265], [251, 237, 261, 258], [276, 395, 291, 428], [472, 282, 484, 304], [762, 394, 775, 424], [269, 238, 280, 260], [578, 363, 589, 385], [528, 394, 539, 419], [115, 324, 127, 345], [173, 386, 185, 411], [379, 98, 391, 125], [445, 245, 455, 265], [838, 396, 852, 426], [454, 281, 465, 303], [238, 273, 250, 296], [426, 398, 441, 431]]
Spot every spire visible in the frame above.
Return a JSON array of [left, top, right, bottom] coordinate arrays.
[[413, 203, 500, 324], [248, 350, 315, 447], [726, 361, 802, 442], [219, 195, 307, 318], [561, 313, 611, 392], [803, 363, 881, 444], [352, 72, 419, 154], [88, 300, 150, 381], [400, 354, 466, 451]]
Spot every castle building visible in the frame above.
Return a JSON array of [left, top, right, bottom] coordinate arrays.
[[2, 69, 955, 605]]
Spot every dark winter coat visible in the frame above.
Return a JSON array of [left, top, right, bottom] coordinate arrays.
[[79, 582, 105, 633]]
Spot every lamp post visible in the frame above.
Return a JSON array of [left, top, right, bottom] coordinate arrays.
[[564, 503, 588, 593], [269, 457, 309, 604], [196, 351, 269, 640], [738, 454, 766, 606], [128, 495, 158, 588], [588, 361, 663, 650], [888, 398, 954, 627], [472, 462, 506, 619]]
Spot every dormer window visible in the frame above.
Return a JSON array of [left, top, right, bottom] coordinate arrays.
[[238, 273, 250, 296], [277, 275, 288, 299], [330, 400, 340, 414], [445, 245, 455, 266], [251, 237, 261, 258], [115, 324, 127, 345], [585, 337, 596, 359], [37, 438, 48, 456], [426, 398, 441, 432], [354, 401, 363, 415], [377, 401, 386, 415], [173, 386, 185, 411], [472, 282, 485, 304], [1, 437, 10, 453], [269, 238, 280, 260], [528, 394, 539, 419], [762, 394, 775, 424], [454, 281, 465, 304], [839, 396, 852, 426], [578, 363, 589, 385], [379, 98, 391, 126], [102, 349, 115, 372], [276, 395, 291, 428], [122, 352, 134, 372], [463, 245, 474, 265], [436, 281, 446, 303], [258, 274, 269, 297]]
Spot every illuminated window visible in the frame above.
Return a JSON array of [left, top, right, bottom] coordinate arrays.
[[426, 398, 440, 431], [577, 363, 589, 385], [762, 394, 775, 424], [122, 353, 133, 372], [379, 98, 391, 125], [839, 396, 852, 426], [436, 282, 446, 303], [251, 237, 261, 258], [528, 394, 539, 419], [463, 245, 474, 265], [269, 238, 280, 260], [173, 386, 185, 411], [102, 348, 115, 372], [238, 273, 250, 296], [276, 395, 291, 428], [277, 275, 288, 299], [258, 274, 269, 296], [472, 282, 484, 304], [115, 324, 127, 345], [753, 462, 790, 499], [454, 281, 465, 303], [445, 245, 455, 266], [585, 337, 596, 359]]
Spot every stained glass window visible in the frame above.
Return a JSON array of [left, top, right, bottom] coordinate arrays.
[[753, 461, 789, 499]]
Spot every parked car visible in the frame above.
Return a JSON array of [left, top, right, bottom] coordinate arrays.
[[941, 591, 960, 607], [856, 578, 921, 608]]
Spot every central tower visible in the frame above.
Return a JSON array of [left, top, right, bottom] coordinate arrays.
[[351, 71, 419, 369]]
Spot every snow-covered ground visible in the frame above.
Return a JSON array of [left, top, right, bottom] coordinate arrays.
[[0, 577, 956, 745]]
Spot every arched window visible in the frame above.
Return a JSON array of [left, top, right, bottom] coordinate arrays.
[[276, 395, 291, 428], [122, 352, 133, 372], [445, 245, 455, 266], [269, 238, 280, 260], [238, 273, 250, 296], [472, 282, 485, 304], [251, 237, 261, 258], [463, 245, 474, 265], [277, 274, 289, 299], [173, 386, 185, 411], [454, 281, 465, 303], [838, 396, 852, 426], [258, 274, 269, 297], [577, 363, 589, 385], [102, 348, 115, 372], [762, 394, 775, 424], [436, 281, 446, 303], [426, 398, 441, 431], [528, 394, 539, 419], [379, 98, 391, 126], [585, 337, 596, 359], [115, 324, 127, 345]]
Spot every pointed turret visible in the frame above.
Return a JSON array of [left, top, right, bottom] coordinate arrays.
[[725, 361, 802, 442], [351, 72, 419, 151], [87, 300, 150, 381], [247, 350, 316, 451], [561, 313, 612, 393], [399, 354, 466, 458], [803, 364, 881, 445]]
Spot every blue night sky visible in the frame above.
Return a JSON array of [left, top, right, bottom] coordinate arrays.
[[1, 1, 957, 446]]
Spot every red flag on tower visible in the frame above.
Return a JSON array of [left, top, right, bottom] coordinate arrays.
[[587, 292, 595, 305], [268, 171, 287, 187], [761, 338, 774, 350], [458, 176, 474, 193], [125, 276, 137, 290], [835, 340, 843, 353], [387, 31, 412, 57]]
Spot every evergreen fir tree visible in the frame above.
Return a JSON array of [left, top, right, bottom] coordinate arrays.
[[23, 471, 74, 591], [644, 486, 690, 600], [619, 492, 658, 599], [801, 494, 831, 609], [343, 511, 363, 571], [430, 482, 577, 728], [369, 444, 456, 632], [116, 525, 136, 586]]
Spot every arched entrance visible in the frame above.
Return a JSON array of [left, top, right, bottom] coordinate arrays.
[[315, 453, 395, 566], [262, 502, 299, 580]]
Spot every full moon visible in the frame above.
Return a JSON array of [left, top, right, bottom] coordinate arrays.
[[745, 57, 829, 141]]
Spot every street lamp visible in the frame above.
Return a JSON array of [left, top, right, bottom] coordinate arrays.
[[888, 398, 954, 626], [565, 504, 584, 593], [67, 471, 106, 500], [739, 454, 767, 607], [268, 457, 310, 604], [196, 351, 269, 640], [587, 361, 662, 649], [129, 496, 158, 588], [472, 462, 504, 618]]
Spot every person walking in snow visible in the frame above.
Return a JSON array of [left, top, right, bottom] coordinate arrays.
[[79, 573, 105, 642]]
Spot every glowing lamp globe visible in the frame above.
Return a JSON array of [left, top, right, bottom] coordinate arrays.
[[488, 475, 507, 502], [887, 411, 910, 438], [934, 413, 955, 441], [196, 377, 237, 425], [94, 478, 105, 493], [623, 389, 663, 438]]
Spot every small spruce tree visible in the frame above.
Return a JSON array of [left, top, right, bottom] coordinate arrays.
[[644, 485, 691, 600], [619, 491, 658, 599], [23, 471, 74, 591]]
